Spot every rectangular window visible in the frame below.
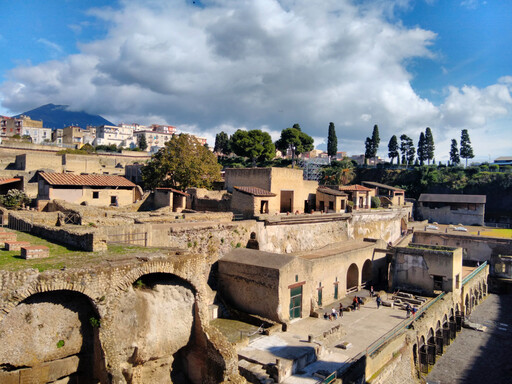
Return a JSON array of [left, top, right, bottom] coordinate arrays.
[[455, 274, 460, 289], [433, 275, 443, 291], [93, 191, 99, 199]]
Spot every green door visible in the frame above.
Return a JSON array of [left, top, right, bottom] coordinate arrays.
[[318, 288, 323, 307], [289, 286, 302, 319], [334, 284, 338, 300]]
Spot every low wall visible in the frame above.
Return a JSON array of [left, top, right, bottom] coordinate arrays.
[[8, 212, 106, 251]]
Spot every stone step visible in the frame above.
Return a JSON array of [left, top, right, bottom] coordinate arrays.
[[239, 359, 274, 384], [0, 232, 17, 244]]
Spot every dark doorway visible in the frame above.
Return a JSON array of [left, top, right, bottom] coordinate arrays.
[[280, 190, 293, 213]]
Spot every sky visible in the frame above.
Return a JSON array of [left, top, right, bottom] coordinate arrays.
[[0, 0, 511, 163]]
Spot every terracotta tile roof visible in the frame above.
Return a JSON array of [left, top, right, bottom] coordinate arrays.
[[0, 177, 21, 185], [155, 187, 190, 196], [336, 184, 373, 192], [39, 172, 136, 187], [234, 186, 276, 197], [317, 187, 348, 196]]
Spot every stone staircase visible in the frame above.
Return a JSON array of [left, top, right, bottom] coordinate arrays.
[[238, 359, 275, 384]]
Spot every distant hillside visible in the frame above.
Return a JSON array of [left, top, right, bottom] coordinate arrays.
[[13, 104, 114, 129]]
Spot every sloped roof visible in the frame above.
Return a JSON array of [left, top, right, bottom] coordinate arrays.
[[234, 186, 276, 197], [220, 248, 296, 269], [361, 181, 404, 192], [155, 187, 189, 196], [336, 184, 373, 192], [39, 172, 136, 187], [418, 194, 486, 204], [0, 177, 21, 185], [317, 187, 348, 196]]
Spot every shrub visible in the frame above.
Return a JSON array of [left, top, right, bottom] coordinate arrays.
[[57, 340, 65, 348], [0, 189, 30, 209], [371, 196, 381, 208]]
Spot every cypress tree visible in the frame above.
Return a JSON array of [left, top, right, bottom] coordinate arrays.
[[387, 135, 399, 164], [327, 122, 338, 158], [417, 132, 427, 165], [371, 124, 380, 162], [425, 127, 435, 165]]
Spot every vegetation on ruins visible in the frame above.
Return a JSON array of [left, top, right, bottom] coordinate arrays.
[[230, 129, 275, 167], [141, 133, 221, 190], [275, 124, 314, 167], [327, 122, 338, 158]]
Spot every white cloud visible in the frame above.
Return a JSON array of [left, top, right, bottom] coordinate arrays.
[[0, 0, 510, 158], [36, 38, 63, 56]]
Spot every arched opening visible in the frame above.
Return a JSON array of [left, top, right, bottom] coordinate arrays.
[[361, 259, 373, 288], [435, 320, 443, 355], [111, 273, 209, 384], [412, 343, 418, 370], [346, 263, 359, 293], [442, 314, 450, 346], [427, 328, 436, 366], [418, 336, 428, 374], [465, 294, 471, 316], [0, 290, 106, 383]]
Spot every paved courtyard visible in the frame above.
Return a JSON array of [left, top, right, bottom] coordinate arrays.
[[239, 290, 411, 383], [427, 293, 512, 384]]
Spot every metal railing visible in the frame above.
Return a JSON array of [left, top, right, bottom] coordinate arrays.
[[365, 292, 446, 356], [462, 261, 488, 286], [107, 232, 148, 247]]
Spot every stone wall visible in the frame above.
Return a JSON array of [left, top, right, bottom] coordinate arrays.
[[417, 204, 485, 226], [0, 252, 243, 384]]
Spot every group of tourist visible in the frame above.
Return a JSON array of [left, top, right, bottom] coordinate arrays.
[[324, 302, 345, 320]]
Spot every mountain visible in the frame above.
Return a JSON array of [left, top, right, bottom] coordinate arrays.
[[13, 104, 114, 129]]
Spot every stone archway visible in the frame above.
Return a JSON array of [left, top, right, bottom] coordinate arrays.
[[108, 272, 203, 383], [361, 259, 373, 288], [347, 263, 359, 293], [0, 290, 106, 384], [465, 293, 471, 316]]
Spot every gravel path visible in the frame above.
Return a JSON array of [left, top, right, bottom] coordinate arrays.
[[426, 293, 512, 384]]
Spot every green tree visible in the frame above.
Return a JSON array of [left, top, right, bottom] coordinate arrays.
[[400, 134, 415, 166], [371, 124, 380, 162], [449, 139, 460, 165], [417, 132, 427, 165], [230, 129, 275, 167], [387, 135, 399, 164], [214, 131, 230, 155], [275, 126, 314, 167], [364, 137, 373, 165], [320, 159, 355, 185], [141, 134, 221, 190], [327, 122, 338, 158], [425, 127, 435, 164], [138, 135, 148, 151], [460, 129, 474, 167]]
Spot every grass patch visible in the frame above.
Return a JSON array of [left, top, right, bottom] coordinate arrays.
[[469, 228, 512, 238], [0, 229, 153, 272]]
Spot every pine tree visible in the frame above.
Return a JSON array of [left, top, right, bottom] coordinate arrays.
[[460, 129, 474, 167], [327, 122, 338, 158], [214, 131, 230, 155], [400, 134, 415, 166], [425, 127, 435, 165], [450, 139, 460, 165], [417, 132, 427, 165], [387, 135, 399, 164]]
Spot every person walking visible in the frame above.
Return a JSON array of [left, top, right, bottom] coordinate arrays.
[[406, 303, 411, 318], [370, 286, 374, 297], [376, 295, 382, 309], [339, 302, 344, 318]]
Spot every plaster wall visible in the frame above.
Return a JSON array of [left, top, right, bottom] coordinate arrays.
[[417, 204, 485, 226], [413, 232, 512, 266], [231, 189, 259, 218]]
